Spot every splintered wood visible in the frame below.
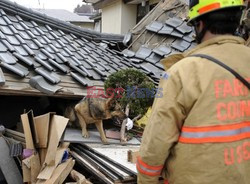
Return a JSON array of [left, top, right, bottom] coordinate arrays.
[[20, 110, 75, 184]]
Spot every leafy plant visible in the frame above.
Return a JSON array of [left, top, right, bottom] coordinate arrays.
[[104, 68, 155, 117]]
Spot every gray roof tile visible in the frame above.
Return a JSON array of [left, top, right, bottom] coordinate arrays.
[[153, 45, 172, 56], [0, 62, 27, 77], [122, 49, 135, 57], [170, 30, 183, 38], [26, 30, 36, 39], [14, 63, 29, 75], [15, 35, 26, 44], [2, 16, 12, 25], [26, 40, 39, 50], [13, 52, 33, 66], [158, 24, 174, 35], [0, 67, 5, 85], [183, 32, 195, 42], [0, 52, 17, 64], [41, 48, 55, 59], [9, 25, 19, 34], [70, 72, 93, 87], [37, 52, 48, 60], [69, 62, 87, 77], [48, 59, 68, 73], [146, 21, 164, 33], [145, 53, 162, 64], [6, 35, 20, 45], [55, 53, 68, 63], [85, 69, 101, 80], [176, 22, 192, 34], [13, 23, 25, 31], [165, 17, 183, 28], [2, 39, 15, 51], [33, 39, 43, 48], [0, 42, 7, 52], [30, 28, 41, 36], [35, 56, 54, 71], [29, 75, 62, 95], [35, 67, 60, 84], [130, 58, 143, 64], [0, 17, 7, 26], [19, 31, 31, 40], [19, 22, 29, 30], [6, 15, 18, 22], [23, 45, 35, 56], [135, 46, 152, 60], [171, 39, 191, 52], [1, 25, 13, 35]]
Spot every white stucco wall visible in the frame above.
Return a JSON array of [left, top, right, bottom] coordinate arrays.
[[101, 0, 137, 34], [121, 2, 137, 34], [102, 1, 122, 34]]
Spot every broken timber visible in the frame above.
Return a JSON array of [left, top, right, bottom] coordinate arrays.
[[70, 143, 137, 184]]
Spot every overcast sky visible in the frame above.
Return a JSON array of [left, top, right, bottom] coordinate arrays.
[[10, 0, 84, 12]]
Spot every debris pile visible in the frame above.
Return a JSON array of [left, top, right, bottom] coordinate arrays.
[[1, 109, 141, 184], [70, 143, 137, 184], [20, 110, 74, 183]]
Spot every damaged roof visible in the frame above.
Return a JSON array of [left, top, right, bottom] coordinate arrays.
[[0, 0, 133, 98], [122, 0, 197, 81], [0, 0, 196, 98]]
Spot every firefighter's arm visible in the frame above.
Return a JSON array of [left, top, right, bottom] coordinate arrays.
[[137, 69, 186, 184]]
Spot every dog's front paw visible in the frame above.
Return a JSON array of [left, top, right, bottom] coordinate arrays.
[[101, 138, 109, 144], [82, 131, 89, 138]]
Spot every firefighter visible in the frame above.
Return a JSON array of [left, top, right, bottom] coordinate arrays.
[[137, 0, 250, 183]]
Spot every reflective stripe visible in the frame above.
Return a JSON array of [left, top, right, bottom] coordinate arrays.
[[136, 156, 163, 176], [198, 3, 220, 14], [179, 121, 250, 144], [182, 121, 250, 132]]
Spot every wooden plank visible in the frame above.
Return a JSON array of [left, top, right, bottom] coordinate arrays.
[[37, 158, 75, 184], [21, 113, 35, 149], [0, 88, 87, 98], [22, 157, 31, 183], [43, 115, 68, 166], [30, 153, 41, 183], [127, 150, 139, 164], [38, 147, 67, 180], [71, 151, 113, 184], [33, 113, 51, 148], [70, 170, 92, 184], [39, 148, 47, 166]]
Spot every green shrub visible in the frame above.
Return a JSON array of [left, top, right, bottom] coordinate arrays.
[[104, 68, 155, 117]]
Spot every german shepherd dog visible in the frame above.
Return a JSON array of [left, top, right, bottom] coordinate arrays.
[[64, 97, 127, 143]]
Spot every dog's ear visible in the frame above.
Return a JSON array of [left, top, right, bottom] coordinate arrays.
[[105, 97, 116, 109]]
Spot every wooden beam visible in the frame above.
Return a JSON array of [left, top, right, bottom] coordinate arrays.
[[93, 0, 117, 9]]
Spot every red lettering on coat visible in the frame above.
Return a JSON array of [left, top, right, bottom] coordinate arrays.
[[217, 103, 227, 121], [243, 142, 250, 161], [224, 148, 234, 165], [227, 102, 237, 120], [214, 80, 223, 98], [237, 145, 243, 164], [223, 80, 233, 98]]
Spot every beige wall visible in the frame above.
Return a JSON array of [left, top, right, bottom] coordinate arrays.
[[102, 1, 122, 34], [121, 2, 137, 34], [101, 0, 137, 34]]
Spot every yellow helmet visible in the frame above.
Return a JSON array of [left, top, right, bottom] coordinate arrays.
[[188, 0, 245, 24]]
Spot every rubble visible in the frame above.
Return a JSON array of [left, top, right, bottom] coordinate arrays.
[[0, 109, 140, 184]]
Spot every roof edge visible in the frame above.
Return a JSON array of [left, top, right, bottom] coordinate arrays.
[[0, 0, 124, 42]]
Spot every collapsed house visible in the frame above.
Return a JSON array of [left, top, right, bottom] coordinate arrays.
[[5, 0, 246, 183]]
